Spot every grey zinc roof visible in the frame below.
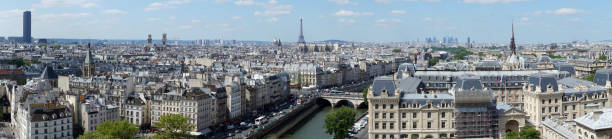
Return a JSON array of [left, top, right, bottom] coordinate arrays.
[[528, 74, 558, 92], [396, 77, 422, 94], [558, 77, 604, 98], [541, 119, 577, 139], [40, 66, 58, 80], [371, 76, 396, 97], [400, 93, 453, 105], [574, 109, 612, 131], [594, 69, 612, 86], [556, 63, 575, 75], [455, 75, 483, 90], [397, 63, 416, 74]]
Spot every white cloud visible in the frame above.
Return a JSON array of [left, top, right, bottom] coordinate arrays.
[[462, 0, 528, 4], [423, 17, 433, 21], [145, 0, 192, 11], [81, 2, 98, 8], [253, 5, 293, 16], [169, 16, 176, 20], [337, 18, 356, 24], [232, 16, 243, 20], [37, 13, 92, 20], [266, 17, 279, 22], [390, 10, 406, 15], [35, 0, 100, 8], [334, 10, 373, 16], [234, 0, 256, 5], [192, 19, 201, 23], [0, 9, 24, 18], [546, 8, 583, 15], [101, 9, 127, 15], [268, 0, 278, 4], [376, 18, 402, 23], [147, 18, 161, 21], [568, 17, 580, 22], [375, 0, 440, 3], [214, 0, 232, 2], [179, 25, 192, 29], [328, 0, 358, 5], [520, 17, 528, 21]]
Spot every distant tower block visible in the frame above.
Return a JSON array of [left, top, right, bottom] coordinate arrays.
[[147, 34, 152, 45], [162, 33, 167, 46], [297, 18, 305, 45], [274, 37, 282, 55]]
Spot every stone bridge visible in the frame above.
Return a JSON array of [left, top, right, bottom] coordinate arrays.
[[319, 92, 365, 108]]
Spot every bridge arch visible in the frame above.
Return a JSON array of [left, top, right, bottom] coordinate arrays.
[[315, 97, 332, 107], [335, 99, 355, 108]]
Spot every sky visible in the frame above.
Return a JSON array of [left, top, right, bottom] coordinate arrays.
[[0, 0, 610, 43]]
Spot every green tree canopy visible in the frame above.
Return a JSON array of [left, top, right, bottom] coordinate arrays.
[[153, 114, 194, 139], [362, 86, 370, 106], [392, 49, 402, 53], [583, 74, 595, 81], [599, 55, 608, 61], [505, 125, 540, 139], [428, 59, 439, 67], [519, 125, 540, 139], [324, 106, 356, 139], [77, 120, 139, 139]]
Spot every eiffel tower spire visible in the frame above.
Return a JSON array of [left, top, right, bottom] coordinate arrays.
[[297, 18, 305, 44]]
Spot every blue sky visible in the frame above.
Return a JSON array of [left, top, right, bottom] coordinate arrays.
[[0, 0, 610, 43]]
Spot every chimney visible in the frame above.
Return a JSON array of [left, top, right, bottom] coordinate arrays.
[[593, 110, 603, 120]]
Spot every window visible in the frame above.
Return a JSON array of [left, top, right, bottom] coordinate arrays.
[[413, 113, 417, 118], [573, 105, 576, 110], [382, 123, 387, 129], [427, 122, 431, 128], [383, 104, 386, 109], [375, 113, 379, 119], [555, 107, 558, 112], [390, 123, 394, 129], [390, 104, 394, 109], [413, 122, 417, 128], [375, 104, 379, 109], [441, 112, 445, 118], [564, 106, 567, 111], [427, 112, 431, 118], [382, 113, 387, 119], [375, 123, 379, 129], [402, 122, 406, 129], [542, 108, 545, 113], [375, 134, 379, 139], [390, 113, 394, 119], [442, 121, 446, 128], [402, 112, 406, 118]]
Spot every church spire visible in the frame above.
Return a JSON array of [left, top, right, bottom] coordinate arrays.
[[510, 22, 517, 56]]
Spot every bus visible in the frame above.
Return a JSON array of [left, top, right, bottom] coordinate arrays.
[[255, 116, 266, 126]]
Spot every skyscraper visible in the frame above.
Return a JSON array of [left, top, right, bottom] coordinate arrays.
[[297, 18, 305, 45], [23, 11, 31, 43], [147, 34, 152, 45], [162, 33, 167, 46]]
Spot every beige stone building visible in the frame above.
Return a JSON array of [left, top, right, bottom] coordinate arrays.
[[523, 75, 611, 128]]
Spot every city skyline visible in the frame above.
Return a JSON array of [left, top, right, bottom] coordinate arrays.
[[0, 0, 611, 43]]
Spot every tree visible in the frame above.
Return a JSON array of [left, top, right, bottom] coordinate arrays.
[[505, 125, 540, 139], [428, 59, 439, 67], [53, 44, 62, 49], [78, 131, 112, 139], [477, 52, 485, 57], [505, 130, 519, 139], [392, 49, 402, 53], [362, 86, 370, 106], [153, 114, 194, 139], [324, 106, 356, 139], [519, 125, 540, 139], [599, 55, 608, 61], [77, 120, 139, 139], [583, 74, 595, 81]]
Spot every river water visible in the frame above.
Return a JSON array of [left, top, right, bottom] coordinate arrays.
[[280, 106, 367, 139]]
